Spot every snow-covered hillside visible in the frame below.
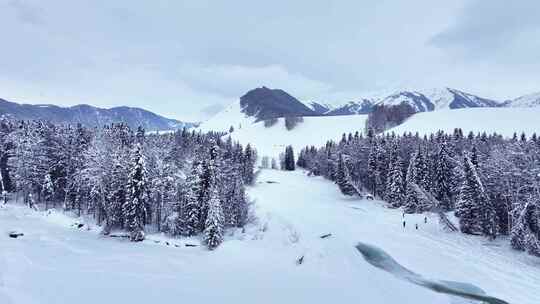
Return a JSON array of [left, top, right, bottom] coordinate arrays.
[[2, 170, 538, 304], [506, 92, 540, 108], [388, 107, 540, 137], [199, 101, 257, 132], [228, 115, 368, 159]]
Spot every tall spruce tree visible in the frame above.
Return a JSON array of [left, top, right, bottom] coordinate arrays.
[[335, 154, 357, 196], [433, 143, 454, 211], [284, 145, 295, 171], [403, 148, 430, 213], [180, 161, 203, 236], [124, 144, 147, 242], [199, 142, 220, 230], [204, 187, 224, 250], [455, 155, 496, 237], [386, 147, 405, 208]]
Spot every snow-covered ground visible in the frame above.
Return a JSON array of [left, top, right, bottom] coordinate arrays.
[[198, 102, 257, 133], [226, 115, 368, 159], [2, 169, 539, 304], [388, 107, 540, 137]]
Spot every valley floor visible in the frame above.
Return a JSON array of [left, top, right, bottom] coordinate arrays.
[[1, 169, 539, 304]]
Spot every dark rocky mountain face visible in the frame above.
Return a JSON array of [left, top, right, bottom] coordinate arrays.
[[379, 91, 435, 112], [446, 88, 500, 109], [0, 98, 193, 131], [240, 87, 318, 121]]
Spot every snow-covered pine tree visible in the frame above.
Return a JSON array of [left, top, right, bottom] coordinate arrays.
[[242, 143, 256, 184], [261, 156, 270, 169], [403, 181, 420, 213], [41, 173, 54, 209], [366, 143, 378, 195], [203, 187, 224, 250], [271, 158, 278, 169], [511, 200, 540, 256], [335, 154, 357, 196], [179, 161, 203, 235], [433, 143, 454, 211], [386, 147, 405, 208], [403, 148, 430, 213], [123, 143, 147, 242], [199, 141, 220, 230], [470, 145, 478, 168], [455, 155, 495, 236], [284, 145, 295, 171], [375, 142, 389, 198]]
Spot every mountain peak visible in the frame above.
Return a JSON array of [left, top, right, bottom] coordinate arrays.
[[239, 87, 317, 121], [376, 87, 500, 112]]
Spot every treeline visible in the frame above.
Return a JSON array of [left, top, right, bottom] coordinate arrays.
[[297, 129, 540, 257], [365, 104, 416, 134], [0, 118, 256, 249]]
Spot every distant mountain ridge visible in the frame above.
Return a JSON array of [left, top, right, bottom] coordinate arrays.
[[0, 98, 193, 131], [324, 87, 502, 115], [377, 88, 500, 112], [201, 86, 540, 132]]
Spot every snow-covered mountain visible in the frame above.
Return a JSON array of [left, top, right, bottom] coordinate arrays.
[[325, 99, 374, 115], [504, 92, 540, 108], [305, 88, 500, 116], [376, 88, 500, 112], [0, 97, 193, 131], [240, 86, 318, 121], [200, 87, 321, 132], [306, 101, 333, 115]]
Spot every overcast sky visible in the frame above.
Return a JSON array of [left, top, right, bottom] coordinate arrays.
[[1, 0, 539, 121]]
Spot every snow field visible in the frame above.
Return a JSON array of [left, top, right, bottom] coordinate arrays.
[[3, 169, 540, 303], [388, 107, 540, 137], [227, 115, 368, 159]]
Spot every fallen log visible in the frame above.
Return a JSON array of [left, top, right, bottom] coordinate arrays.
[[109, 234, 130, 238], [185, 243, 198, 247], [320, 233, 332, 239]]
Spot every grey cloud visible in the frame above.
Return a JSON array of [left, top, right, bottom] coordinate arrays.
[[430, 0, 540, 59], [200, 103, 226, 119], [1, 0, 539, 120], [8, 0, 43, 25]]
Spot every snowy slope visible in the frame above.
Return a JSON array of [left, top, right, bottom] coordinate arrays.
[[388, 107, 540, 137], [2, 170, 539, 304], [228, 115, 368, 159], [198, 101, 257, 132], [506, 92, 540, 107]]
